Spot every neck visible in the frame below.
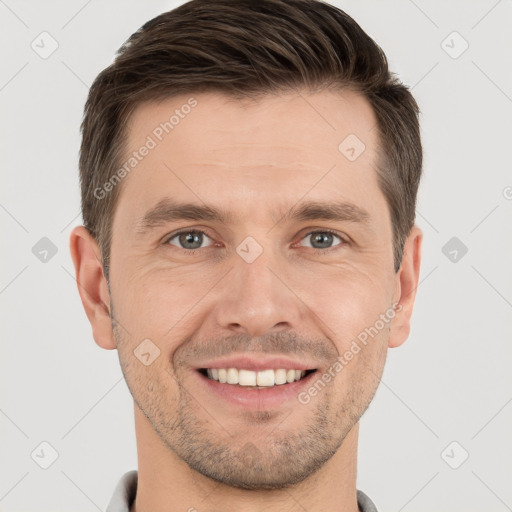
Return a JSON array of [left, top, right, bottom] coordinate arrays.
[[131, 405, 360, 512]]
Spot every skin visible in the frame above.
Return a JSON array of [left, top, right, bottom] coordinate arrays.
[[70, 89, 422, 512]]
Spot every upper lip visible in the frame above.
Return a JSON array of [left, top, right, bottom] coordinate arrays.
[[194, 355, 317, 372]]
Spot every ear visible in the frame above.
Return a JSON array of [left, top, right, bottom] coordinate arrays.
[[69, 226, 116, 350], [388, 225, 423, 348]]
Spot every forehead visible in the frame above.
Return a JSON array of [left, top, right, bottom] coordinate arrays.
[[115, 89, 384, 228]]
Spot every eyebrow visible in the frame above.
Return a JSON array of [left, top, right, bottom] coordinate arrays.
[[135, 198, 370, 234]]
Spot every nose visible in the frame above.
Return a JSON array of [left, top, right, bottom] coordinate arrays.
[[212, 249, 304, 338]]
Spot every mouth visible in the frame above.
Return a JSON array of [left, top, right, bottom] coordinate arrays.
[[198, 367, 317, 388], [192, 359, 319, 409]]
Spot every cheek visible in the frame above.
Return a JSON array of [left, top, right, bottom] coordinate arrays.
[[301, 265, 394, 342], [113, 248, 395, 351], [112, 266, 222, 367], [114, 266, 204, 327], [117, 339, 182, 420], [303, 269, 392, 392]]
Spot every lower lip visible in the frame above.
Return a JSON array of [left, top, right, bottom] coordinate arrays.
[[194, 370, 317, 409]]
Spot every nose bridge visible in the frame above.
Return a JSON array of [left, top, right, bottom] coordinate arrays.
[[235, 247, 277, 306], [214, 239, 302, 337]]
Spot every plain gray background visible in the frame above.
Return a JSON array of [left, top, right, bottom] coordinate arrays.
[[1, 1, 511, 511]]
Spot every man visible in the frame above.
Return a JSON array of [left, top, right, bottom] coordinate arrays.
[[70, 0, 422, 511]]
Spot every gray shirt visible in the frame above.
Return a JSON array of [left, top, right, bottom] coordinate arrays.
[[106, 470, 379, 512]]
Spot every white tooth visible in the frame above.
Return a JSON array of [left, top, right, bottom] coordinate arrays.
[[206, 369, 213, 379], [227, 368, 239, 384], [257, 369, 275, 387], [275, 369, 287, 385], [215, 368, 305, 385], [218, 368, 227, 383], [239, 369, 257, 386]]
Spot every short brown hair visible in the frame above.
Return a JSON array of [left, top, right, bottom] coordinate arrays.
[[79, 0, 422, 280]]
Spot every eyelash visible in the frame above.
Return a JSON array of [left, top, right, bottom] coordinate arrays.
[[163, 228, 349, 255]]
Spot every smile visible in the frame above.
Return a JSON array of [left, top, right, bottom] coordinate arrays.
[[199, 368, 316, 388]]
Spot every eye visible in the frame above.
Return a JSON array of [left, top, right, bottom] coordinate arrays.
[[166, 229, 214, 251], [163, 228, 347, 254], [298, 230, 346, 251]]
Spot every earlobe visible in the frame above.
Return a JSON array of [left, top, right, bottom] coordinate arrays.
[[388, 225, 423, 348], [69, 226, 116, 350]]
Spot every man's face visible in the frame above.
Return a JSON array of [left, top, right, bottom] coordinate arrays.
[[109, 90, 401, 488]]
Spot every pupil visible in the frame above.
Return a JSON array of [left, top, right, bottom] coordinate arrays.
[[312, 233, 332, 249]]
